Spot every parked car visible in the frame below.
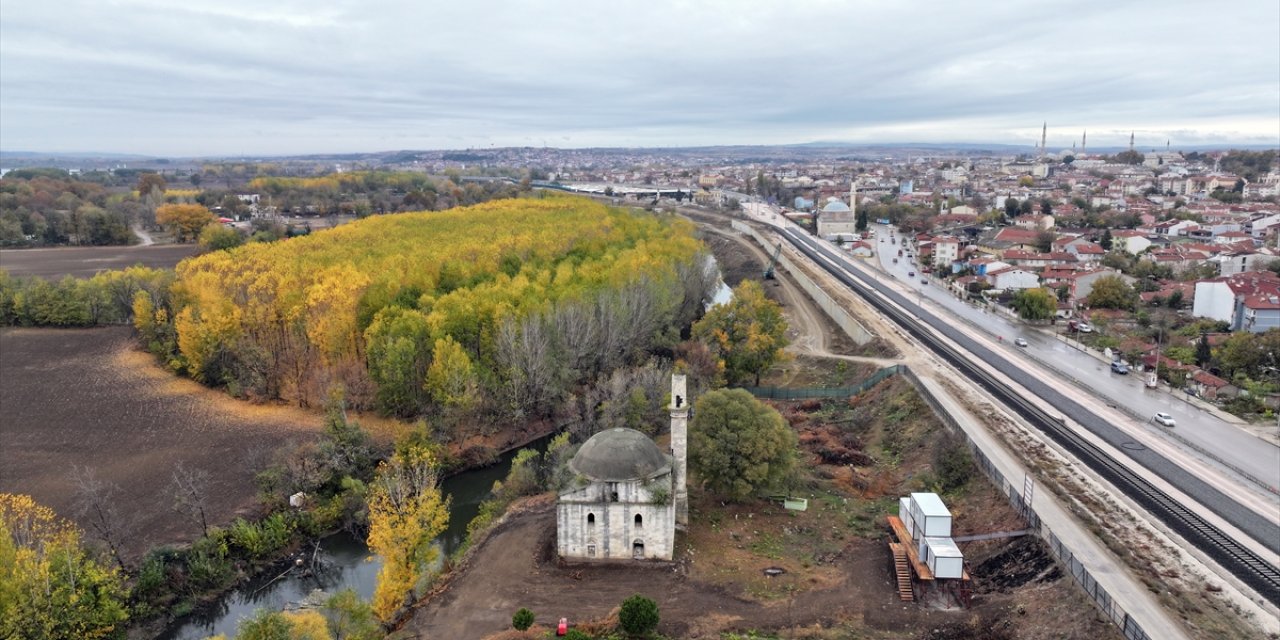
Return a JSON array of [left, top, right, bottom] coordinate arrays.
[[1014, 337, 1028, 347], [1077, 322, 1093, 333], [920, 278, 928, 285], [908, 271, 915, 277], [1110, 361, 1129, 374], [1152, 412, 1176, 427]]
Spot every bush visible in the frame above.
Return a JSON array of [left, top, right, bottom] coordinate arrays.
[[512, 607, 535, 631], [618, 594, 659, 636]]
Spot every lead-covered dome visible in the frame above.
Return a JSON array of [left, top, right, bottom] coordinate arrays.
[[569, 428, 671, 481]]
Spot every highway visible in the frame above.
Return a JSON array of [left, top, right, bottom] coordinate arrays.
[[750, 213, 1280, 603], [873, 225, 1280, 497]]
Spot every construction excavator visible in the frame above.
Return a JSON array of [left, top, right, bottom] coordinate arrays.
[[762, 243, 782, 280]]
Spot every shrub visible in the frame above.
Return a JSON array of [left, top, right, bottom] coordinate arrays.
[[618, 594, 659, 636], [512, 607, 535, 631]]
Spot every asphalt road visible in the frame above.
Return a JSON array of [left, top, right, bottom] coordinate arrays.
[[871, 224, 1280, 499], [781, 225, 1280, 557]]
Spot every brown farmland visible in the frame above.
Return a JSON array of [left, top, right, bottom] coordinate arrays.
[[0, 326, 322, 559], [0, 244, 198, 279]]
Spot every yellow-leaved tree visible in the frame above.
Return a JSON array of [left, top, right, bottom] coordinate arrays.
[[366, 444, 449, 621], [0, 493, 129, 640], [155, 203, 216, 243]]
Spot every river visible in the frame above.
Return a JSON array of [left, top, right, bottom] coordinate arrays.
[[161, 440, 546, 640]]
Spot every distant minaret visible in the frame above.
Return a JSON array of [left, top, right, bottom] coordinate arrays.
[[1129, 132, 1135, 152], [670, 374, 689, 528], [1040, 122, 1047, 157], [849, 179, 858, 217], [1082, 130, 1087, 156]]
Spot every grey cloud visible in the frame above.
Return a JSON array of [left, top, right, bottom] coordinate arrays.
[[2, 0, 1276, 155]]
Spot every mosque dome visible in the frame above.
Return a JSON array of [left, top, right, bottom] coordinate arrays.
[[569, 428, 671, 482]]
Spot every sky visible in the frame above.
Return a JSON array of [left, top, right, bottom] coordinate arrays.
[[2, 0, 1278, 157]]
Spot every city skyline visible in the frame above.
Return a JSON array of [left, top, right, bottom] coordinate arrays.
[[2, 0, 1277, 156]]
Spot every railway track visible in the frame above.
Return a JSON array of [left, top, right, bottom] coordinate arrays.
[[777, 226, 1280, 605]]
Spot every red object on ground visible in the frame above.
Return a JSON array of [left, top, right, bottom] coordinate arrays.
[[557, 617, 568, 636]]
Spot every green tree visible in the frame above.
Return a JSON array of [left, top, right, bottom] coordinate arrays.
[[512, 607, 535, 631], [321, 588, 381, 640], [689, 389, 797, 501], [1195, 333, 1213, 368], [618, 594, 660, 637], [236, 609, 291, 640], [1086, 275, 1138, 311], [1099, 228, 1113, 251], [198, 223, 245, 251], [1004, 197, 1020, 218], [692, 280, 789, 385], [1011, 288, 1057, 320]]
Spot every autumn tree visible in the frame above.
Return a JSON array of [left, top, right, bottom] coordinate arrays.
[[136, 172, 167, 198], [367, 443, 449, 621], [156, 203, 215, 242], [689, 388, 797, 501], [424, 335, 478, 411], [692, 280, 789, 385], [0, 493, 129, 640], [1086, 275, 1138, 311]]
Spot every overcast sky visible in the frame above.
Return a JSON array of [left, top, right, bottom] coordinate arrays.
[[2, 0, 1277, 156]]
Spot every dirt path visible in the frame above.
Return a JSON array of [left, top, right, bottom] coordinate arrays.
[[132, 224, 156, 246], [408, 504, 927, 639]]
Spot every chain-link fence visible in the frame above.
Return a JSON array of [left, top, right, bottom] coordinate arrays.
[[738, 364, 903, 400], [899, 366, 1150, 640]]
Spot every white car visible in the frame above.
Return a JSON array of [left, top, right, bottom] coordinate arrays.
[[1014, 338, 1028, 347], [1152, 412, 1176, 427]]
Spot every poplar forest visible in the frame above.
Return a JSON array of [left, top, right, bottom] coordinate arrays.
[[134, 196, 715, 430]]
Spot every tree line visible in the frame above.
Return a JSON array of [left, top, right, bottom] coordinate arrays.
[[132, 196, 711, 429]]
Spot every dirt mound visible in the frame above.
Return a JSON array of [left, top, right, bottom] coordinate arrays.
[[971, 536, 1062, 593]]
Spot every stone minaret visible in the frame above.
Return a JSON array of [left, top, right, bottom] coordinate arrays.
[[670, 373, 689, 528], [1040, 122, 1047, 157], [849, 180, 858, 217], [1082, 130, 1087, 156]]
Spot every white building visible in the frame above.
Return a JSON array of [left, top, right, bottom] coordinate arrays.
[[556, 375, 689, 561], [931, 236, 960, 268]]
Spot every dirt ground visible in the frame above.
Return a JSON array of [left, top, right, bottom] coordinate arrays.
[[0, 244, 199, 279], [0, 326, 332, 558]]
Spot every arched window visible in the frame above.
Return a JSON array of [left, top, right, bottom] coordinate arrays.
[[634, 513, 643, 528], [587, 513, 596, 527]]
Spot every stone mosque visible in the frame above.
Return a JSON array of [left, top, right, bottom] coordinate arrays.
[[556, 374, 689, 561]]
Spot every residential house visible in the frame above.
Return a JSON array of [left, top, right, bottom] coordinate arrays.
[[1192, 271, 1280, 329], [1112, 230, 1153, 255], [931, 236, 960, 269], [987, 266, 1040, 291]]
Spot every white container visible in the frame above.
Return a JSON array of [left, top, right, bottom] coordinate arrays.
[[898, 497, 916, 538], [909, 492, 952, 538], [924, 537, 965, 579]]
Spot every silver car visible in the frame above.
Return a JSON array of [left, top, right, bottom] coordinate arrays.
[[1152, 412, 1175, 427]]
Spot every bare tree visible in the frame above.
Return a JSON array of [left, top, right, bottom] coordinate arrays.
[[72, 466, 134, 572], [169, 461, 212, 537]]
